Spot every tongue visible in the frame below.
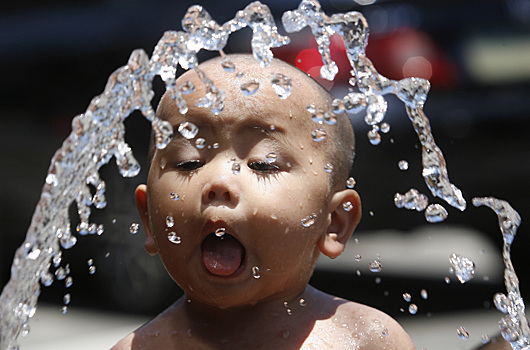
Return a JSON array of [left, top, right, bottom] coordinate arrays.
[[201, 234, 244, 276]]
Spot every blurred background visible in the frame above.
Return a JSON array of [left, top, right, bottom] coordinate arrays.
[[1, 0, 529, 348]]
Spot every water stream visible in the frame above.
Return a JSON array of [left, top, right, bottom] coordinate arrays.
[[0, 1, 526, 349]]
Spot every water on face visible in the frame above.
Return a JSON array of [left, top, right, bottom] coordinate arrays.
[[1, 0, 527, 348]]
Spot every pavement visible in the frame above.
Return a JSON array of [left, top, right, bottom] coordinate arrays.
[[17, 303, 505, 350]]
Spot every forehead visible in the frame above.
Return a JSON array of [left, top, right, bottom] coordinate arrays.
[[158, 57, 328, 133]]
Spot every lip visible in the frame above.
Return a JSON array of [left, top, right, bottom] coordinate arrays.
[[200, 220, 248, 278]]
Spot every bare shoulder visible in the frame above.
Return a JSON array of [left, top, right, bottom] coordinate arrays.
[[335, 300, 416, 349]]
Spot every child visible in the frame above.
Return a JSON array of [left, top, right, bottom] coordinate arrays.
[[113, 54, 415, 349]]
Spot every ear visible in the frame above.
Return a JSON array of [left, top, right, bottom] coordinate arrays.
[[318, 189, 362, 259], [135, 184, 158, 256]]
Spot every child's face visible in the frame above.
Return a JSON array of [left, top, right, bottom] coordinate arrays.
[[137, 60, 356, 309]]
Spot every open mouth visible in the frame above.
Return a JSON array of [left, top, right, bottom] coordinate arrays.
[[201, 232, 246, 277]]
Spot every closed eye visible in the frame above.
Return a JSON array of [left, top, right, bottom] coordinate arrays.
[[175, 160, 204, 171], [248, 161, 280, 172]]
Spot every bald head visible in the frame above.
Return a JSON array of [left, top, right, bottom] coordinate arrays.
[[153, 53, 355, 190]]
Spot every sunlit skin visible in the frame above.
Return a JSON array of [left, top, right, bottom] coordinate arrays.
[[113, 55, 415, 349]]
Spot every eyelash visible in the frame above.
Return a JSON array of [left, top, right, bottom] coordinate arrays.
[[248, 161, 280, 173], [175, 160, 204, 171]]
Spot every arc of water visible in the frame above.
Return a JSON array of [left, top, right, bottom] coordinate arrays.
[[282, 0, 466, 211], [473, 197, 529, 349]]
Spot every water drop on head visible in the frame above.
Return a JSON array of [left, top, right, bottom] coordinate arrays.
[[299, 298, 307, 307], [408, 304, 418, 315], [346, 177, 356, 189], [178, 121, 199, 139], [166, 216, 175, 228], [323, 112, 337, 125], [420, 289, 428, 299], [236, 71, 244, 78], [403, 293, 412, 302], [221, 57, 235, 72], [179, 81, 195, 94], [369, 260, 382, 272], [231, 162, 241, 175], [425, 204, 448, 223], [324, 163, 334, 173], [271, 73, 292, 99], [398, 160, 409, 171], [367, 129, 381, 145], [457, 326, 469, 340], [343, 201, 353, 212], [168, 232, 181, 244], [240, 79, 259, 96], [215, 228, 226, 237], [265, 152, 277, 163], [311, 129, 327, 142], [170, 192, 180, 201], [212, 142, 219, 149], [252, 266, 261, 279], [301, 214, 316, 227], [129, 223, 139, 234]]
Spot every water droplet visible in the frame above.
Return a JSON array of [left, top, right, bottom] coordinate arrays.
[[481, 334, 490, 344], [96, 224, 104, 236], [212, 142, 219, 149], [166, 216, 175, 228], [193, 138, 206, 149], [265, 152, 277, 163], [271, 73, 292, 99], [420, 289, 428, 300], [343, 201, 353, 212], [21, 322, 30, 337], [252, 266, 261, 279], [215, 228, 226, 237], [301, 214, 316, 227], [178, 121, 199, 139], [394, 189, 428, 212], [236, 71, 244, 78], [346, 177, 356, 189], [65, 276, 73, 288], [311, 129, 327, 142], [232, 162, 241, 175], [323, 112, 337, 125], [168, 232, 181, 244], [457, 326, 469, 340], [369, 260, 382, 272], [221, 57, 235, 72], [369, 211, 374, 217], [375, 277, 381, 284], [299, 298, 307, 307], [129, 223, 139, 234], [60, 306, 68, 314], [449, 253, 475, 283], [398, 160, 409, 171], [241, 79, 259, 96], [63, 293, 71, 305], [354, 254, 361, 261], [402, 293, 412, 302], [425, 204, 448, 223], [356, 270, 361, 276], [367, 129, 381, 145], [408, 304, 418, 315], [324, 163, 334, 173], [282, 329, 290, 339], [445, 276, 451, 284], [380, 122, 390, 133], [179, 80, 195, 94], [88, 265, 96, 274], [170, 192, 180, 201], [332, 99, 345, 114]]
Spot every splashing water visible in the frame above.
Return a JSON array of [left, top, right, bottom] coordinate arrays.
[[473, 197, 530, 349], [449, 253, 476, 284], [0, 0, 519, 348], [394, 188, 428, 212]]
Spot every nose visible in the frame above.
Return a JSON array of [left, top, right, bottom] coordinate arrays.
[[201, 161, 239, 207]]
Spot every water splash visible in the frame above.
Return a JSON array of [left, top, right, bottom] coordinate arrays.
[[473, 197, 530, 349], [282, 0, 466, 212], [449, 253, 476, 284]]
